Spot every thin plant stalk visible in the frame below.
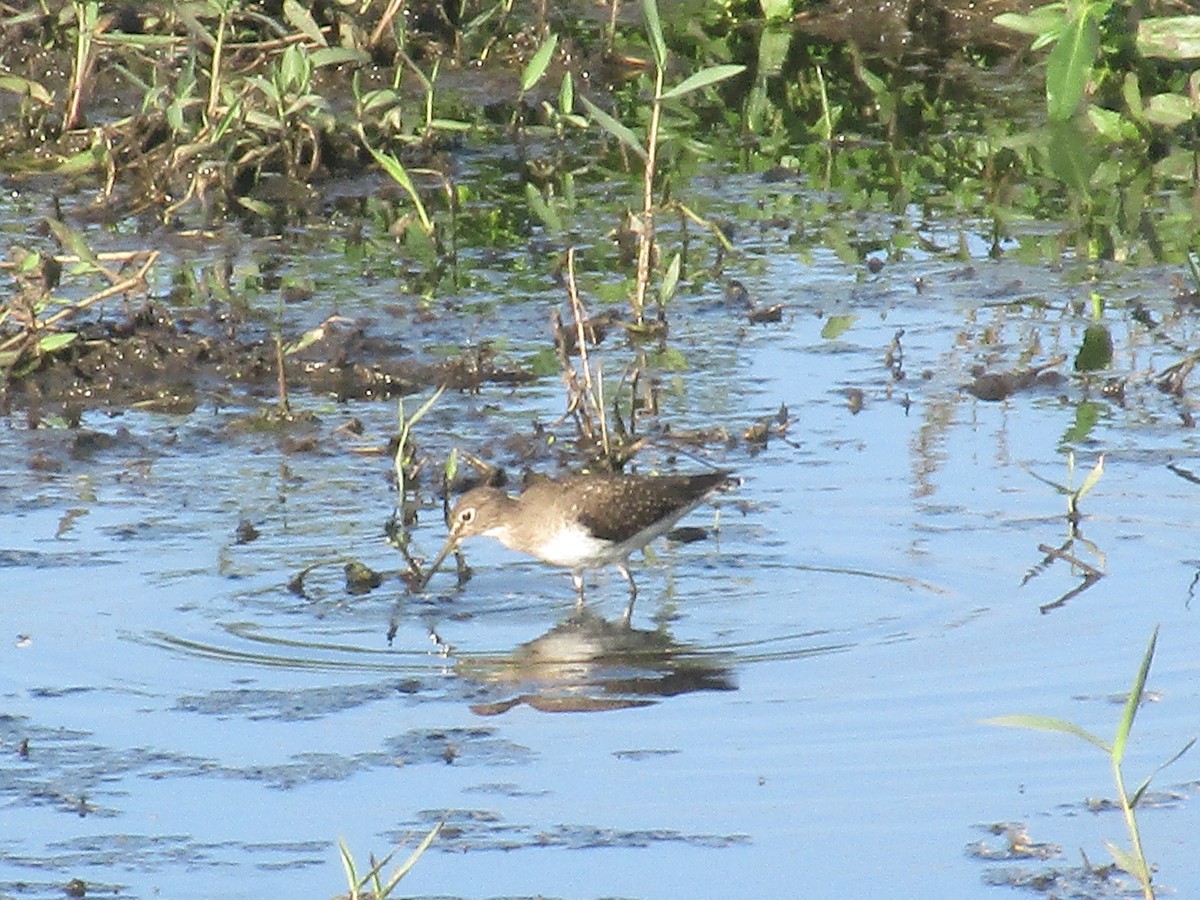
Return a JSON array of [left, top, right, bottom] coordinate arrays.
[[561, 247, 612, 460], [632, 61, 664, 323], [394, 384, 446, 503], [337, 820, 442, 900], [207, 0, 230, 121], [66, 0, 98, 130], [986, 626, 1195, 900]]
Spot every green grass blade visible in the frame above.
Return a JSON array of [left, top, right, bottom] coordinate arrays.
[[368, 147, 434, 234], [1018, 461, 1069, 495], [45, 218, 105, 274], [984, 714, 1110, 752], [659, 64, 746, 101], [521, 33, 558, 92], [659, 252, 681, 306], [1130, 736, 1197, 808], [1112, 626, 1159, 766], [1104, 839, 1150, 883], [1074, 454, 1105, 502], [337, 837, 359, 897], [641, 0, 668, 71], [406, 383, 446, 427], [579, 96, 647, 160], [381, 820, 443, 892]]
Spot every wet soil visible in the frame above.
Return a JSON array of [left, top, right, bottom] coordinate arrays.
[[0, 0, 1049, 425], [1, 298, 536, 422]]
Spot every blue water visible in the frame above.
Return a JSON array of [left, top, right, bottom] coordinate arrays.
[[3, 205, 1199, 900]]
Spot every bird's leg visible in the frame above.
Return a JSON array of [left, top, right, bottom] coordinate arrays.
[[572, 570, 586, 607], [616, 561, 637, 625]]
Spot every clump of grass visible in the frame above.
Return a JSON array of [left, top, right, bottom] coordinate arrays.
[[335, 820, 441, 900], [580, 0, 743, 325], [986, 627, 1195, 899]]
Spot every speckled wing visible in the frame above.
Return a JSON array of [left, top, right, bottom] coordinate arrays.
[[567, 472, 733, 544]]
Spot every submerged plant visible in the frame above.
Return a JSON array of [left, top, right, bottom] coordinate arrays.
[[986, 627, 1196, 899]]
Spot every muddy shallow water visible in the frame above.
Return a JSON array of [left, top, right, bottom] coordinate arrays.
[[4, 166, 1200, 900]]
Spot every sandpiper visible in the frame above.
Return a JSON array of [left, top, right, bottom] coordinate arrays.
[[421, 470, 737, 613]]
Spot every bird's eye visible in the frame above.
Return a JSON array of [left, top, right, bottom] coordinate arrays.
[[457, 508, 476, 526]]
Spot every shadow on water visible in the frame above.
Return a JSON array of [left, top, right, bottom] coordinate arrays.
[[457, 607, 738, 714]]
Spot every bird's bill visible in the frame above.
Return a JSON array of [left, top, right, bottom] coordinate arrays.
[[418, 532, 460, 590]]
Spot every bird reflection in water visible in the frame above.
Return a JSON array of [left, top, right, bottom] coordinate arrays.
[[457, 608, 736, 715]]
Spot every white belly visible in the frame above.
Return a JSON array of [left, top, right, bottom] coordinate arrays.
[[499, 523, 619, 568]]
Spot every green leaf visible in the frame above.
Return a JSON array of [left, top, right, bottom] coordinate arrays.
[[1137, 15, 1200, 60], [524, 182, 562, 234], [1073, 454, 1105, 505], [236, 196, 273, 217], [1086, 105, 1139, 142], [310, 47, 370, 68], [559, 70, 574, 113], [757, 28, 792, 78], [521, 33, 558, 92], [52, 146, 104, 175], [429, 117, 473, 132], [579, 96, 647, 160], [94, 30, 180, 48], [759, 0, 794, 22], [1074, 324, 1113, 371], [1104, 840, 1150, 882], [1112, 626, 1158, 766], [994, 5, 1066, 39], [0, 74, 52, 105], [642, 0, 668, 71], [659, 64, 746, 101], [649, 347, 689, 371], [527, 346, 561, 376], [984, 714, 1110, 752], [1061, 400, 1101, 445], [820, 314, 855, 340], [1046, 4, 1100, 121], [45, 218, 104, 273], [1121, 72, 1143, 120], [369, 147, 433, 234], [37, 332, 78, 353], [13, 246, 41, 274], [1143, 92, 1195, 128], [1046, 120, 1096, 193], [283, 0, 326, 46], [336, 837, 358, 886], [659, 253, 681, 306]]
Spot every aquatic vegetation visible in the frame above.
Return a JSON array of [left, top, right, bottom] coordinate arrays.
[[335, 820, 442, 900], [987, 628, 1197, 899]]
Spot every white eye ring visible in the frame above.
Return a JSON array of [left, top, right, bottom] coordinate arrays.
[[458, 508, 476, 526]]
